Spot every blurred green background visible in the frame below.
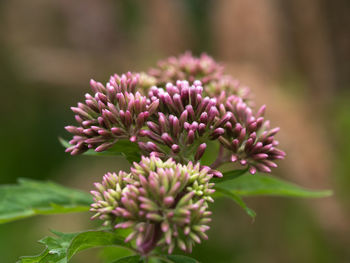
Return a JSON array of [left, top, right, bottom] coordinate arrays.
[[0, 0, 349, 262]]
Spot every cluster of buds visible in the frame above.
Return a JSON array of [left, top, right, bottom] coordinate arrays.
[[90, 171, 134, 224], [217, 96, 286, 174], [65, 53, 287, 255], [91, 156, 214, 254], [205, 75, 251, 104], [149, 52, 251, 103], [149, 51, 224, 86], [139, 80, 228, 165], [65, 54, 285, 175], [65, 72, 159, 155]]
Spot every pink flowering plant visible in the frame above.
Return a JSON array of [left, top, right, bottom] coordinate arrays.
[[0, 53, 331, 263]]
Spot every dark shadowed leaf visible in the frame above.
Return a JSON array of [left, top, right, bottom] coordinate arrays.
[[211, 168, 248, 184], [0, 178, 92, 224], [59, 138, 141, 163], [199, 141, 219, 166]]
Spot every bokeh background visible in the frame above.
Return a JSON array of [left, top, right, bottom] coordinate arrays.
[[1, 0, 349, 262]]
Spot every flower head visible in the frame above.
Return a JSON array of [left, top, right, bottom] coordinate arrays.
[[90, 156, 214, 254], [90, 171, 134, 224], [66, 53, 287, 259], [149, 52, 224, 86], [218, 96, 286, 174], [139, 80, 227, 165], [205, 75, 251, 104], [65, 72, 159, 155], [149, 52, 251, 103]]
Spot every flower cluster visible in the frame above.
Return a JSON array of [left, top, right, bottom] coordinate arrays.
[[218, 96, 286, 174], [65, 53, 285, 175], [91, 156, 214, 254], [65, 72, 159, 155], [149, 52, 224, 86], [205, 75, 251, 104], [149, 52, 251, 102], [139, 80, 227, 166], [65, 52, 287, 256]]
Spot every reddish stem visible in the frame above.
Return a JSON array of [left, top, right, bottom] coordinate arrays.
[[210, 145, 226, 169], [139, 223, 162, 255]]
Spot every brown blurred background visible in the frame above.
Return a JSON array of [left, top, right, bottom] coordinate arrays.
[[0, 0, 349, 262]]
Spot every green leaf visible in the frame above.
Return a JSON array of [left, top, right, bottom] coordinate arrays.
[[99, 247, 134, 263], [59, 137, 73, 149], [214, 187, 256, 219], [67, 230, 133, 260], [18, 230, 78, 263], [18, 230, 134, 263], [200, 141, 220, 166], [162, 255, 199, 263], [111, 255, 141, 263], [215, 174, 332, 198], [59, 138, 141, 163], [211, 168, 248, 184], [0, 178, 92, 224]]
